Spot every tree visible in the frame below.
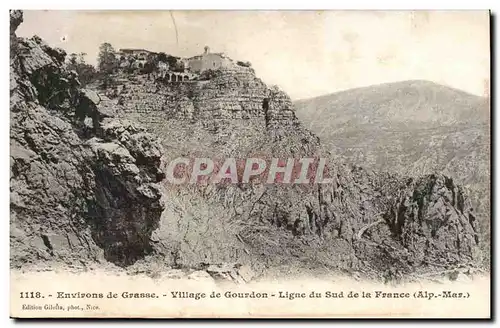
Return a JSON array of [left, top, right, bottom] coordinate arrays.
[[68, 53, 78, 66], [142, 60, 156, 75], [77, 52, 87, 64], [236, 60, 254, 74], [199, 69, 219, 81], [173, 60, 185, 73], [166, 55, 179, 70], [97, 42, 118, 73], [65, 52, 97, 87], [157, 52, 168, 63], [164, 55, 185, 72], [97, 43, 118, 89]]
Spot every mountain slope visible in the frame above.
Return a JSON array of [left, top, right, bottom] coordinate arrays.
[[294, 80, 490, 263], [295, 80, 488, 129]]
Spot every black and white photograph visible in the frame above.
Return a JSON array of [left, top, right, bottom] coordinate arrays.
[[8, 9, 491, 318]]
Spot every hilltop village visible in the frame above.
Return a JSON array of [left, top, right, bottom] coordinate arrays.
[[113, 45, 253, 82]]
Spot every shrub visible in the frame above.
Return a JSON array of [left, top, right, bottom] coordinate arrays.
[[199, 69, 219, 81], [236, 60, 252, 68], [65, 52, 97, 87]]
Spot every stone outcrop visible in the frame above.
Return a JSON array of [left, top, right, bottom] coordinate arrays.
[[10, 10, 165, 269], [125, 68, 296, 125], [385, 175, 479, 267], [86, 119, 165, 265], [97, 67, 319, 160]]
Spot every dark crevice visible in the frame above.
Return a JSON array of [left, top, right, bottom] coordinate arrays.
[[41, 234, 54, 256]]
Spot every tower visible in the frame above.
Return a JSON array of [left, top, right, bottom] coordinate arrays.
[[204, 46, 210, 54]]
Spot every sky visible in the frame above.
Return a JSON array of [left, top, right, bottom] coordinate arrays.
[[16, 10, 490, 100]]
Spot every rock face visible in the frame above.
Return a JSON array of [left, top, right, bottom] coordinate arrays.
[[86, 120, 165, 265], [10, 10, 165, 269], [10, 9, 482, 280], [293, 81, 490, 266], [100, 67, 319, 159], [385, 175, 479, 268]]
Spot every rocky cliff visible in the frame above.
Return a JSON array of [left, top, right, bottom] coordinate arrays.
[[10, 10, 165, 269], [10, 10, 482, 282], [294, 81, 490, 267], [91, 51, 481, 279]]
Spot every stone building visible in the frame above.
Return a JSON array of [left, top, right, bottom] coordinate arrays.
[[116, 48, 160, 71], [186, 46, 233, 73]]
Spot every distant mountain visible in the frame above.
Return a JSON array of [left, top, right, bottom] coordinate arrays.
[[294, 80, 490, 262], [295, 80, 489, 129]]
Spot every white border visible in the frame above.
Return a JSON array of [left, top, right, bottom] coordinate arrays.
[[1, 1, 496, 10]]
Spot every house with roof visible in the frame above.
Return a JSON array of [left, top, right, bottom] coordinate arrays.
[[186, 46, 233, 73]]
